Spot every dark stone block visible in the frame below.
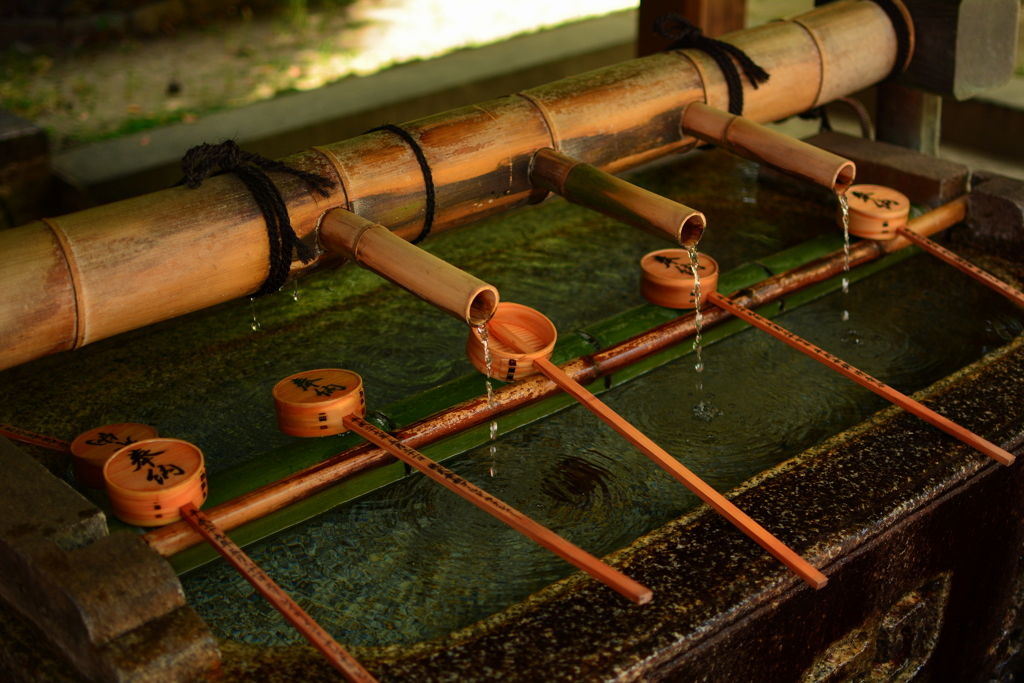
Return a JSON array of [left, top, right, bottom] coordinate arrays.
[[0, 437, 219, 682], [0, 109, 50, 229], [966, 175, 1024, 262], [97, 606, 220, 683], [805, 131, 969, 207], [0, 436, 105, 553]]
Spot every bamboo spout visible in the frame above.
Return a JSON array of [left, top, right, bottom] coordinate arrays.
[[530, 148, 706, 247], [319, 208, 498, 325], [681, 102, 856, 193]]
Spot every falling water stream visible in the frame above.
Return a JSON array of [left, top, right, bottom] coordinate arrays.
[[477, 323, 498, 477], [249, 298, 260, 331], [687, 245, 722, 423], [688, 245, 704, 377], [839, 192, 851, 322]]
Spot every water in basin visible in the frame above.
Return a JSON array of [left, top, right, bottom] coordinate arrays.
[[182, 252, 1023, 647]]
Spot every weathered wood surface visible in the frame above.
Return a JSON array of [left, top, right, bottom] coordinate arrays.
[[636, 0, 746, 56], [897, 0, 1018, 100]]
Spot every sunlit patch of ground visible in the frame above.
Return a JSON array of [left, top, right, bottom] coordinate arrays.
[[0, 0, 635, 150]]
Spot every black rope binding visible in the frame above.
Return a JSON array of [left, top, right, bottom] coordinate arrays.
[[798, 105, 833, 134], [366, 123, 436, 244], [177, 140, 334, 298], [654, 13, 769, 116]]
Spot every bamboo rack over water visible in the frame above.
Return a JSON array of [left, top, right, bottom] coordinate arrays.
[[0, 0, 905, 372], [142, 197, 966, 561]]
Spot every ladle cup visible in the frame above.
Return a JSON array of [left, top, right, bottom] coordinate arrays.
[[71, 423, 159, 489], [639, 248, 719, 309], [466, 302, 558, 380], [100, 434, 378, 682]]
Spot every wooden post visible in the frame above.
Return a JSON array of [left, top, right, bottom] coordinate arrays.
[[897, 0, 1019, 101], [637, 0, 746, 57], [876, 82, 941, 156]]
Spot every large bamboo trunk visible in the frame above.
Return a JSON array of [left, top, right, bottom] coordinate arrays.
[[0, 0, 903, 372]]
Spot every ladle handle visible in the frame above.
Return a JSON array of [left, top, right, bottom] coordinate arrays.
[[895, 226, 1024, 308], [342, 415, 653, 605], [179, 502, 380, 683], [707, 292, 1016, 467], [0, 423, 72, 453], [487, 322, 828, 590], [530, 148, 705, 247], [681, 102, 856, 193]]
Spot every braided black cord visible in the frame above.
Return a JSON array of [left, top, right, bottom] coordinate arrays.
[[366, 123, 436, 244], [654, 13, 769, 116], [177, 140, 334, 298]]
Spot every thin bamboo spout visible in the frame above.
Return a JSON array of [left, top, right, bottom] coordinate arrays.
[[319, 209, 498, 325], [531, 148, 705, 247], [681, 102, 856, 193]]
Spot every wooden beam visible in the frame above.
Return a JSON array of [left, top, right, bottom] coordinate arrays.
[[637, 0, 746, 57]]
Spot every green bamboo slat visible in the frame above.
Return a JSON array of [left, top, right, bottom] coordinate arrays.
[[784, 246, 921, 310], [755, 233, 846, 275], [169, 461, 405, 574]]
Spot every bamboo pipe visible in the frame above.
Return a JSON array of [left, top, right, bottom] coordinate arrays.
[[319, 208, 498, 325], [0, 1, 904, 373], [180, 502, 380, 683], [487, 320, 827, 589], [142, 198, 968, 561], [530, 149, 706, 247], [681, 102, 856, 193]]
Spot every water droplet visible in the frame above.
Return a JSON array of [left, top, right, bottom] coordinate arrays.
[[249, 298, 261, 331], [292, 280, 300, 302], [841, 329, 862, 345], [692, 400, 723, 422]]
